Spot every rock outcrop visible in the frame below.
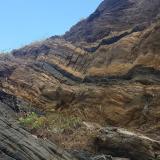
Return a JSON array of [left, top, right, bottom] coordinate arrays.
[[0, 93, 76, 160], [64, 0, 160, 43], [94, 127, 160, 160], [0, 0, 160, 159]]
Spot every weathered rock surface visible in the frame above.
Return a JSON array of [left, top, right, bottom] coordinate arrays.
[[64, 0, 160, 43], [94, 127, 160, 160], [0, 118, 76, 160], [71, 150, 130, 160], [0, 96, 76, 160], [0, 0, 160, 159]]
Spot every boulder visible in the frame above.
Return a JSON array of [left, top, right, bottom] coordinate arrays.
[[93, 127, 160, 160]]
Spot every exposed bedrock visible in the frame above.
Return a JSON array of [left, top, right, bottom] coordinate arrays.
[[0, 94, 77, 160], [94, 127, 160, 160]]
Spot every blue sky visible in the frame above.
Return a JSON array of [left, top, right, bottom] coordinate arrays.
[[0, 0, 102, 52]]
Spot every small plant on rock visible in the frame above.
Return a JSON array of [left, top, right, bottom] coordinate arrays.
[[19, 112, 47, 130]]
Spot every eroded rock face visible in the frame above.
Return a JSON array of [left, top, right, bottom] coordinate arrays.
[[42, 86, 75, 109], [71, 150, 130, 160], [94, 127, 160, 160], [0, 118, 76, 160], [64, 0, 160, 43], [0, 97, 76, 160], [0, 0, 160, 159]]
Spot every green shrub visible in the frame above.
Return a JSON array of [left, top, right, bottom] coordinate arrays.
[[19, 112, 81, 133], [19, 112, 47, 129]]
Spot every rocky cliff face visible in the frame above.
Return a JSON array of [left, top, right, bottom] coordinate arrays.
[[0, 91, 77, 160], [64, 0, 160, 43], [0, 0, 160, 159]]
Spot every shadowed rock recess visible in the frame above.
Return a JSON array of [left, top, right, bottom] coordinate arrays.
[[0, 0, 160, 159]]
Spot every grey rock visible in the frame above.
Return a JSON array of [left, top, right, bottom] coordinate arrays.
[[0, 97, 76, 160], [91, 155, 112, 160], [94, 127, 160, 160]]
